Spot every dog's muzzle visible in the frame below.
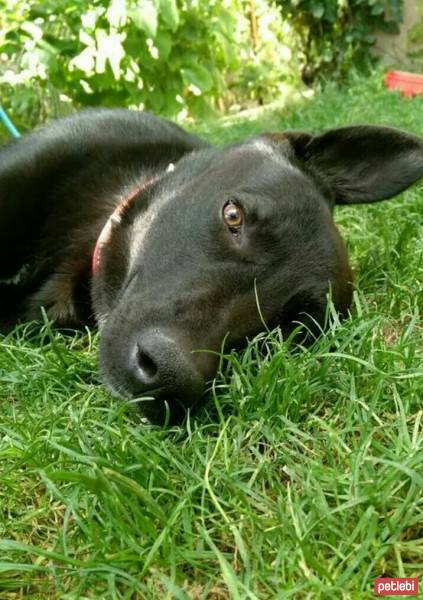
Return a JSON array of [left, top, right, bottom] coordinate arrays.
[[100, 327, 206, 425]]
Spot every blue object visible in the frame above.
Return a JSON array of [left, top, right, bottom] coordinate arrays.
[[0, 105, 21, 138]]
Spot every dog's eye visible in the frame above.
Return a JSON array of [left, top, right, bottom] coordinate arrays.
[[223, 202, 243, 232]]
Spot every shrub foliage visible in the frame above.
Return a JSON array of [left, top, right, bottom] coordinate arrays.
[[0, 0, 294, 125], [276, 0, 404, 83], [0, 0, 404, 124]]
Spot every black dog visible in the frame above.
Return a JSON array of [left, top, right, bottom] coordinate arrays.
[[1, 109, 423, 423]]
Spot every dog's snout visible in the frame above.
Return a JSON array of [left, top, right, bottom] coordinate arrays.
[[123, 329, 205, 424], [130, 330, 181, 392]]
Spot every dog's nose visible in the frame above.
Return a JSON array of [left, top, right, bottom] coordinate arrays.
[[131, 330, 182, 391], [127, 329, 205, 423], [134, 344, 159, 387]]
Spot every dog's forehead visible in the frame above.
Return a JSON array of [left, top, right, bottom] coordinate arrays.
[[244, 137, 282, 158], [228, 136, 297, 169], [126, 137, 302, 271]]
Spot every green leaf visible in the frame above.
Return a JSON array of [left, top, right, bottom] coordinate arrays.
[[311, 4, 324, 18], [159, 0, 179, 31], [145, 86, 165, 111], [181, 63, 213, 92], [20, 21, 43, 41], [371, 3, 384, 15], [155, 29, 172, 60], [215, 10, 236, 36], [129, 0, 158, 38]]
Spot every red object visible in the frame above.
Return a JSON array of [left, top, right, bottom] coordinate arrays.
[[385, 70, 423, 98], [92, 176, 157, 275], [374, 577, 418, 596]]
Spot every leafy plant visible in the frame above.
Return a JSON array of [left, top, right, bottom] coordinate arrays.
[[275, 0, 404, 83], [0, 0, 406, 126], [0, 0, 297, 125], [407, 0, 423, 69]]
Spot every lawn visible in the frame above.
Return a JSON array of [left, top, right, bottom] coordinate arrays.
[[0, 74, 422, 599]]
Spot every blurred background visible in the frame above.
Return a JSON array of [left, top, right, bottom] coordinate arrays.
[[0, 0, 421, 131]]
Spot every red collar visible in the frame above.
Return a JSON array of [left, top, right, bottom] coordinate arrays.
[[92, 176, 157, 275]]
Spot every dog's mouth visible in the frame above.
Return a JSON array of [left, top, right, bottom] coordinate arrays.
[[133, 393, 192, 426], [102, 369, 200, 426]]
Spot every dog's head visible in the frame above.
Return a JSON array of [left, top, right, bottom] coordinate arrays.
[[92, 125, 423, 424]]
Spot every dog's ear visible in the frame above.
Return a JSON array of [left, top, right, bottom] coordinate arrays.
[[282, 125, 423, 205]]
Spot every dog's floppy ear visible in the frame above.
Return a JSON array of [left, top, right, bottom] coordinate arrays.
[[283, 125, 423, 205]]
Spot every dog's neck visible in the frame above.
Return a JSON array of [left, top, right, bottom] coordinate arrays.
[[91, 175, 160, 276]]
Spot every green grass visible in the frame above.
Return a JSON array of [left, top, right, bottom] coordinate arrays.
[[1, 73, 422, 599]]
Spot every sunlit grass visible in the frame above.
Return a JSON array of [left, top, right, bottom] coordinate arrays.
[[1, 73, 422, 598]]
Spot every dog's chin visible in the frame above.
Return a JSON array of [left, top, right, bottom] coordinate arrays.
[[100, 374, 194, 426], [134, 396, 190, 426]]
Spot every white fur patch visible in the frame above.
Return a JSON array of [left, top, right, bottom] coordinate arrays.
[[250, 139, 298, 171], [0, 263, 31, 286], [128, 183, 178, 271], [129, 202, 163, 270], [250, 139, 277, 158]]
